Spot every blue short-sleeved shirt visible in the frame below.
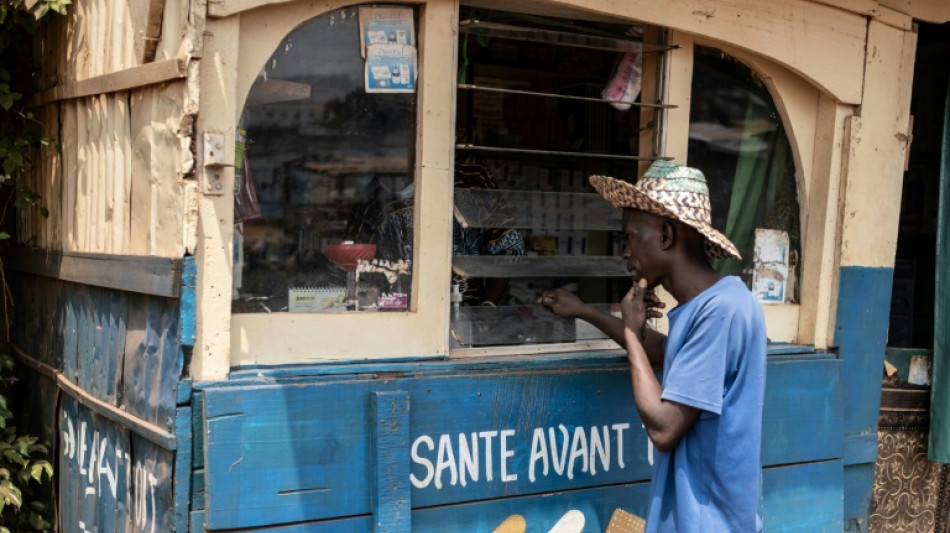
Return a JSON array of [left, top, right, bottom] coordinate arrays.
[[645, 276, 767, 533]]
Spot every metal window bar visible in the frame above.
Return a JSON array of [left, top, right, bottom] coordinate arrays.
[[455, 144, 671, 162], [458, 20, 679, 55], [457, 83, 677, 109]]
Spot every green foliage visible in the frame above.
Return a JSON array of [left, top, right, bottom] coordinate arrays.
[[0, 4, 64, 530], [0, 354, 53, 531], [0, 0, 69, 225]]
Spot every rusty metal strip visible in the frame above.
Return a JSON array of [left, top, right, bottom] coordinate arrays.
[[11, 344, 178, 451]]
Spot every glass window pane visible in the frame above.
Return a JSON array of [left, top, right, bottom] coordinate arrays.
[[688, 46, 801, 302], [232, 7, 418, 314], [451, 8, 661, 348]]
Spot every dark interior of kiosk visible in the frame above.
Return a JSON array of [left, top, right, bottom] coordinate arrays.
[[232, 5, 800, 349]]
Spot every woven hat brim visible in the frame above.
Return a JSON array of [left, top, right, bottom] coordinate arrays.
[[590, 174, 742, 261]]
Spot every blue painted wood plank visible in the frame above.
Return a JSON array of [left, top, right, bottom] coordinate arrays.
[[122, 293, 148, 425], [193, 483, 652, 533], [59, 397, 80, 533], [97, 420, 118, 533], [179, 256, 196, 347], [174, 406, 193, 533], [843, 433, 878, 466], [766, 343, 818, 355], [192, 392, 204, 470], [190, 510, 206, 532], [761, 357, 843, 465], [843, 463, 874, 533], [761, 460, 843, 532], [371, 391, 411, 533], [177, 377, 192, 407], [76, 286, 92, 391], [227, 345, 821, 382], [202, 370, 650, 530], [201, 355, 843, 531], [130, 435, 177, 533], [191, 469, 205, 511], [833, 266, 893, 438], [113, 427, 133, 532], [122, 295, 181, 429], [90, 286, 106, 402], [76, 405, 99, 533], [48, 279, 66, 370], [101, 290, 127, 406], [156, 297, 181, 431]]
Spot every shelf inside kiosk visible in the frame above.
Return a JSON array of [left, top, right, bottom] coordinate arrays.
[[451, 8, 668, 349]]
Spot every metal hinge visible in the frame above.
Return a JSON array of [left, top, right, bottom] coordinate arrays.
[[199, 132, 233, 196]]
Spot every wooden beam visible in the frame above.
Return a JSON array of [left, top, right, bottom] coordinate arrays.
[[838, 21, 917, 268], [6, 247, 183, 297], [27, 57, 188, 108], [878, 0, 950, 23], [810, 0, 913, 29]]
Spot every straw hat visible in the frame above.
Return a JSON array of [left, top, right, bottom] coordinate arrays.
[[590, 160, 741, 260]]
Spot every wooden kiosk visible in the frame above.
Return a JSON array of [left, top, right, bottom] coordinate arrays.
[[11, 0, 946, 531]]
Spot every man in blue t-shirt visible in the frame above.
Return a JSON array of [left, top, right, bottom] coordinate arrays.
[[541, 161, 767, 532]]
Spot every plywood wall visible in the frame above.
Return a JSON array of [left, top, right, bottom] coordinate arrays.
[[19, 0, 199, 259]]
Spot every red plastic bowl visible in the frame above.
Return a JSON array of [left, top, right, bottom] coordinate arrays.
[[324, 243, 377, 271]]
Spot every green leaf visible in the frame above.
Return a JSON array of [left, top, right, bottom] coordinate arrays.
[[27, 443, 47, 455], [0, 232, 10, 241], [0, 483, 23, 508], [3, 448, 27, 466], [29, 461, 52, 483], [2, 158, 15, 175], [40, 206, 49, 218]]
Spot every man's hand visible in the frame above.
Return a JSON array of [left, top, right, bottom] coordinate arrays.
[[539, 288, 586, 318], [621, 279, 665, 342]]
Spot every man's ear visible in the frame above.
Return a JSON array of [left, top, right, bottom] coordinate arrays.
[[659, 220, 676, 251]]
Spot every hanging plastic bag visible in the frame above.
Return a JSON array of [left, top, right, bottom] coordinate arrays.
[[602, 52, 643, 112]]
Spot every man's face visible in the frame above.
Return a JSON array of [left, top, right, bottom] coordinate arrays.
[[621, 209, 663, 288]]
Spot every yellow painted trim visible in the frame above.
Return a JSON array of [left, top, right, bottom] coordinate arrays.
[[838, 21, 916, 268], [664, 31, 693, 164], [194, 17, 240, 381], [798, 98, 851, 349], [763, 304, 800, 344]]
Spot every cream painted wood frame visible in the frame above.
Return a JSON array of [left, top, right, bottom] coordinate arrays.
[[195, 0, 459, 370]]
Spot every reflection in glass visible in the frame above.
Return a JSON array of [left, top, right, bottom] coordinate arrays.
[[688, 46, 801, 300], [232, 7, 417, 314]]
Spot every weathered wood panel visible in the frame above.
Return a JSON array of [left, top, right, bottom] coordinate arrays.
[[129, 82, 189, 257], [58, 397, 176, 533], [7, 248, 183, 297], [201, 354, 841, 530], [11, 265, 193, 531]]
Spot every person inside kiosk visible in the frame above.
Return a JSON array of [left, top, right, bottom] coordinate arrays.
[[541, 161, 767, 533]]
